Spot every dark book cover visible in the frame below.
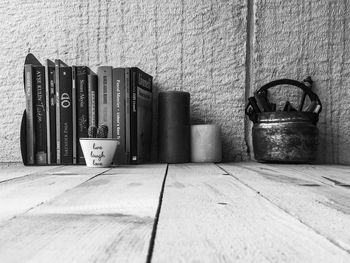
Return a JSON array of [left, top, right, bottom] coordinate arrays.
[[112, 68, 126, 164], [125, 68, 131, 164], [136, 70, 153, 164], [88, 73, 98, 128], [72, 66, 77, 164], [55, 60, 61, 164], [130, 68, 137, 164], [55, 60, 73, 164], [45, 59, 56, 164], [131, 68, 153, 164], [76, 66, 89, 164], [24, 64, 35, 164], [97, 66, 113, 138], [33, 66, 47, 164]]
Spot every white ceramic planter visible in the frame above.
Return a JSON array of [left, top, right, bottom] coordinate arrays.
[[79, 138, 118, 167]]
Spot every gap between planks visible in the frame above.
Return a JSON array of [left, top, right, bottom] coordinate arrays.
[[146, 164, 169, 263], [151, 163, 350, 262], [0, 164, 168, 263]]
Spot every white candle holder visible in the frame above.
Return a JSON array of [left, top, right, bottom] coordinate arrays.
[[191, 124, 222, 163]]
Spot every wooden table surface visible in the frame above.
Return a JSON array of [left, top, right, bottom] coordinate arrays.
[[0, 162, 350, 262]]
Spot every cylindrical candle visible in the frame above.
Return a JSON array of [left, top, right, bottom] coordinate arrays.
[[158, 91, 191, 163], [191, 124, 222, 163]]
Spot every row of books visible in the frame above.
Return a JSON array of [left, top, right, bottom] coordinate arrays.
[[23, 53, 153, 165]]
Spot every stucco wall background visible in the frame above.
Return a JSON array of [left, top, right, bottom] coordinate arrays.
[[0, 0, 349, 163]]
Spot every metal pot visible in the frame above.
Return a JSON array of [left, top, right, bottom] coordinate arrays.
[[246, 79, 322, 163]]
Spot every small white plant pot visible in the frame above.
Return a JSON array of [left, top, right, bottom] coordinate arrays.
[[79, 138, 118, 168]]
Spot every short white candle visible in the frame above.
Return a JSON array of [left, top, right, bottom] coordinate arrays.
[[191, 124, 222, 163]]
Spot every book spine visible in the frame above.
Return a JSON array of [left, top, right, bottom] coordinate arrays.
[[49, 66, 56, 163], [55, 61, 61, 164], [136, 70, 153, 164], [24, 65, 35, 164], [112, 68, 126, 164], [59, 67, 73, 164], [125, 68, 130, 164], [97, 66, 113, 138], [77, 66, 89, 164], [45, 62, 51, 164], [34, 66, 47, 164], [130, 68, 137, 164], [88, 74, 98, 127], [72, 66, 77, 164]]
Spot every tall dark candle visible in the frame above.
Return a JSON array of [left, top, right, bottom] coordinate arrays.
[[158, 91, 190, 163]]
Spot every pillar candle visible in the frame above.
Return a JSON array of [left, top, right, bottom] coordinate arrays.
[[158, 91, 190, 163], [191, 124, 222, 163]]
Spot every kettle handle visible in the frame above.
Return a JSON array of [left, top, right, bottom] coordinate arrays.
[[257, 78, 322, 114]]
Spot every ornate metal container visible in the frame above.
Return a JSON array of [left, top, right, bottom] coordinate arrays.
[[253, 112, 318, 163], [246, 79, 322, 164]]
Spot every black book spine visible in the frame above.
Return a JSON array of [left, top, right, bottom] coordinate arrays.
[[136, 71, 153, 164], [88, 74, 98, 128], [45, 62, 51, 164], [55, 60, 61, 164], [60, 67, 73, 164], [72, 66, 77, 164], [125, 68, 130, 164], [48, 66, 56, 163], [34, 66, 47, 164], [77, 66, 88, 164], [130, 68, 137, 164], [24, 65, 35, 164]]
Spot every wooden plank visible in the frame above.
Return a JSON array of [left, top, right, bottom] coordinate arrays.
[[0, 166, 109, 224], [0, 164, 167, 263], [104, 164, 169, 174], [0, 163, 60, 182], [152, 163, 350, 262], [219, 162, 350, 253], [257, 163, 350, 186]]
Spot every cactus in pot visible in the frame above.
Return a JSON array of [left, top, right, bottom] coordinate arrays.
[[80, 124, 117, 167], [96, 124, 108, 138], [88, 124, 108, 138]]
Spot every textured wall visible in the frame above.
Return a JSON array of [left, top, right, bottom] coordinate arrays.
[[1, 0, 349, 164], [251, 0, 350, 164], [0, 0, 247, 162]]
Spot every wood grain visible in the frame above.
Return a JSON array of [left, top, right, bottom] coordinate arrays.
[[219, 162, 350, 253], [0, 164, 167, 263], [0, 165, 109, 224], [262, 163, 350, 186], [0, 163, 60, 182], [152, 163, 350, 262]]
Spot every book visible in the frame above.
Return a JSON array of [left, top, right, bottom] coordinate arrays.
[[130, 68, 137, 164], [136, 70, 153, 164], [55, 60, 73, 164], [33, 66, 47, 164], [76, 66, 89, 164], [97, 66, 113, 138], [125, 68, 131, 164], [72, 66, 77, 164], [24, 64, 35, 164], [45, 59, 56, 164], [112, 68, 126, 164], [88, 73, 98, 128], [130, 68, 153, 164], [23, 53, 45, 165]]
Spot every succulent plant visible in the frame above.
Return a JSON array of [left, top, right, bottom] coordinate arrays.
[[96, 124, 108, 138], [88, 125, 97, 138]]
